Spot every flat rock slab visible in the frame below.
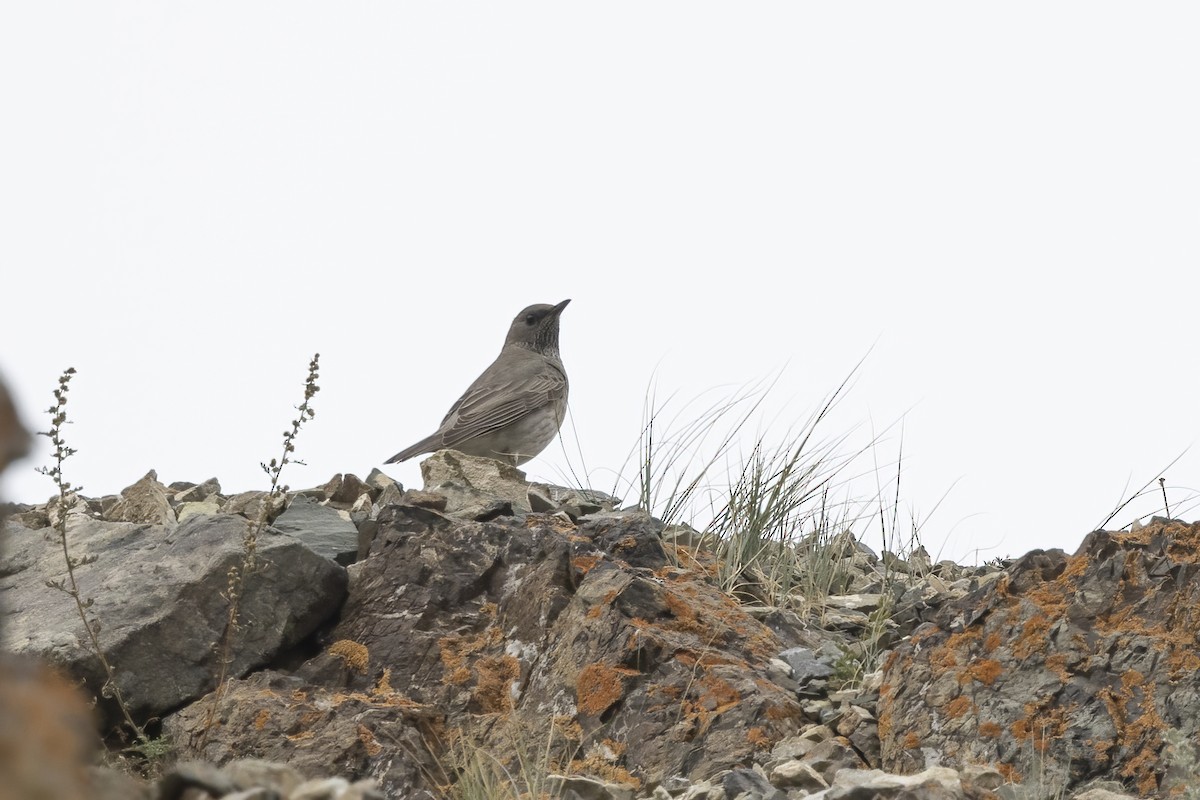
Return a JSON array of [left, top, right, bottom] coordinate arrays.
[[272, 496, 359, 565], [1, 513, 347, 725]]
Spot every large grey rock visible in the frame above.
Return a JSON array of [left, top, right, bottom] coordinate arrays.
[[272, 495, 359, 565], [419, 449, 532, 517], [1, 513, 347, 725]]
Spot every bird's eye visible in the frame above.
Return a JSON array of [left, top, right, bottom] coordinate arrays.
[[525, 314, 537, 325]]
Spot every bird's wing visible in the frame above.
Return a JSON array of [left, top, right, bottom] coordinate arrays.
[[436, 358, 567, 448]]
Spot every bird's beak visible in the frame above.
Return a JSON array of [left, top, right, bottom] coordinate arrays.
[[552, 299, 571, 315]]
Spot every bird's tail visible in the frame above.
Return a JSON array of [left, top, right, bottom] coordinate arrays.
[[383, 434, 440, 465]]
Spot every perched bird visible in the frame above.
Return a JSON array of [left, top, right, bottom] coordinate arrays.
[[385, 299, 571, 467]]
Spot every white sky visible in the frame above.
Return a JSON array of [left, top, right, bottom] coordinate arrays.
[[2, 4, 1198, 563]]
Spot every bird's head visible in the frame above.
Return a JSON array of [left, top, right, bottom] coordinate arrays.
[[505, 299, 570, 356]]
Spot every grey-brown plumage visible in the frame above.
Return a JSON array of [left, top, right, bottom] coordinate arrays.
[[385, 299, 571, 466]]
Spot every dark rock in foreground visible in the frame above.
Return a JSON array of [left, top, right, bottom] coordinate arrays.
[[880, 519, 1200, 798], [2, 513, 347, 724], [169, 500, 807, 796]]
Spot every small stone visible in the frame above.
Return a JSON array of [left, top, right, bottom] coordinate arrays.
[[343, 779, 386, 800], [400, 488, 448, 511], [222, 790, 273, 800], [377, 481, 407, 508], [657, 775, 692, 795], [959, 763, 1004, 791], [528, 486, 556, 512], [221, 490, 286, 522], [224, 758, 303, 794], [799, 737, 867, 784], [800, 724, 835, 742], [678, 781, 723, 800], [290, 777, 350, 800], [722, 768, 785, 799], [327, 473, 370, 506], [661, 523, 703, 549], [173, 477, 221, 504], [177, 497, 222, 523], [364, 467, 398, 493], [1070, 790, 1139, 800], [769, 760, 828, 790], [766, 657, 793, 682], [155, 761, 237, 798], [550, 774, 636, 800], [818, 608, 872, 629], [779, 647, 836, 686], [86, 766, 153, 800], [835, 705, 874, 737], [108, 470, 176, 525]]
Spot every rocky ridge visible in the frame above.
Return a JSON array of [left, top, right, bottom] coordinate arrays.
[[2, 451, 1198, 799]]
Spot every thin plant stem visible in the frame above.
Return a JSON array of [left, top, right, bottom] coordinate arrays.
[[37, 367, 147, 744], [199, 353, 321, 747]]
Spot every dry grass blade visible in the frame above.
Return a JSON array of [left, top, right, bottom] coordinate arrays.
[[611, 371, 782, 526]]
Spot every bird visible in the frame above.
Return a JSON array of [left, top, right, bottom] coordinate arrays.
[[385, 299, 571, 467]]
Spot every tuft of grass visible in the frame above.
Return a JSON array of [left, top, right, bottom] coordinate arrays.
[[1097, 450, 1200, 531], [36, 367, 148, 745], [621, 374, 780, 527], [704, 396, 851, 598], [437, 720, 570, 800], [200, 353, 321, 746]]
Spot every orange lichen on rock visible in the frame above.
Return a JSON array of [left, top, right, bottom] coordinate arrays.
[[944, 696, 973, 719], [438, 626, 502, 685], [1012, 614, 1055, 660], [554, 715, 584, 742], [568, 755, 642, 789], [577, 662, 639, 717], [996, 763, 1022, 783], [1010, 701, 1069, 753], [764, 702, 804, 722], [572, 554, 601, 575], [357, 723, 383, 756], [328, 639, 370, 673], [695, 673, 740, 713], [662, 587, 717, 638], [902, 731, 920, 749], [747, 727, 771, 748], [1044, 653, 1070, 683], [372, 668, 394, 697], [979, 721, 1002, 738], [1100, 673, 1167, 795], [614, 536, 639, 552], [961, 658, 1003, 686], [473, 655, 521, 714]]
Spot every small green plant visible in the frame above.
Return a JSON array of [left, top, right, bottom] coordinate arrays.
[[828, 646, 862, 691], [37, 367, 148, 746], [200, 353, 321, 745]]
